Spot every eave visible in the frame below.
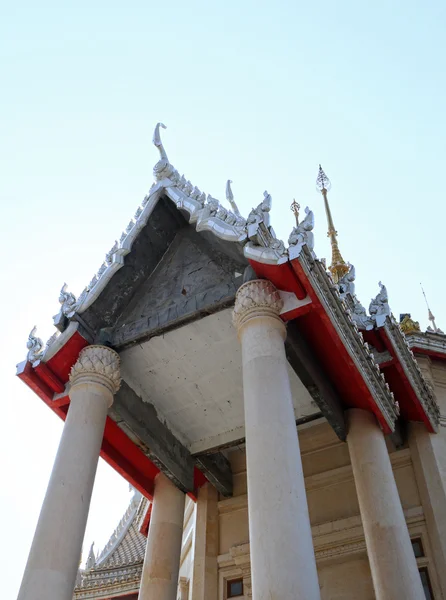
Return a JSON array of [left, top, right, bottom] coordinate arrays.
[[362, 319, 440, 433], [406, 331, 446, 363], [251, 248, 398, 433]]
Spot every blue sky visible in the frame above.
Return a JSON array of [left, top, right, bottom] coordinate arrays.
[[1, 1, 445, 596]]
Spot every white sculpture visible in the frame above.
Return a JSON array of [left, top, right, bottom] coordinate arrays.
[[27, 326, 44, 363], [59, 283, 77, 317], [247, 191, 272, 228], [338, 263, 356, 298], [288, 206, 315, 253], [369, 281, 391, 327], [351, 301, 374, 330]]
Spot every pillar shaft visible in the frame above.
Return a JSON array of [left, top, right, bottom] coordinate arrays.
[[233, 280, 321, 600], [347, 409, 424, 600], [18, 346, 120, 600], [409, 422, 446, 596], [191, 483, 219, 600], [139, 472, 185, 600]]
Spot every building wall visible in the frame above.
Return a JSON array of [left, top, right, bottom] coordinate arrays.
[[215, 418, 443, 599]]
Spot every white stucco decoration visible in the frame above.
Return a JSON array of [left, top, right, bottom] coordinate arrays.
[[288, 206, 315, 259], [369, 281, 391, 328]]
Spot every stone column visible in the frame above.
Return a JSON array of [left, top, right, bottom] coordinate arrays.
[[18, 346, 121, 600], [409, 422, 446, 596], [191, 483, 219, 600], [139, 472, 186, 600], [347, 409, 424, 600], [233, 279, 321, 600]]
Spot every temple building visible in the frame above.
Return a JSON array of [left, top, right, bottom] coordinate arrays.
[[16, 124, 446, 600]]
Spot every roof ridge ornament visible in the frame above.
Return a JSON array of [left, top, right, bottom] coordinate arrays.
[[226, 180, 241, 217], [27, 326, 44, 363], [153, 122, 168, 161], [288, 206, 315, 258], [369, 281, 391, 327]]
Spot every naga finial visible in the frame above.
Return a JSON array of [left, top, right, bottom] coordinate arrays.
[[152, 122, 168, 161], [226, 180, 241, 217], [27, 326, 44, 363]]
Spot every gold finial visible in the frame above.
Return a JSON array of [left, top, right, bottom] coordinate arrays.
[[421, 284, 443, 334], [290, 199, 300, 226], [316, 165, 349, 283]]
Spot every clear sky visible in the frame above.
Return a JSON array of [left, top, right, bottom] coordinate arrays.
[[1, 0, 445, 596]]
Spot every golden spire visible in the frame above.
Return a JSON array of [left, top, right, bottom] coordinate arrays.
[[316, 165, 349, 283]]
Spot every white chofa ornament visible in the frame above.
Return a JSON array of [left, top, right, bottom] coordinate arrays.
[[288, 206, 315, 259], [369, 281, 391, 327]]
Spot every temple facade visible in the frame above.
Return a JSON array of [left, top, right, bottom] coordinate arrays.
[[16, 124, 446, 600]]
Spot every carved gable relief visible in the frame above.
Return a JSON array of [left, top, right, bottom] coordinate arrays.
[[113, 227, 246, 347]]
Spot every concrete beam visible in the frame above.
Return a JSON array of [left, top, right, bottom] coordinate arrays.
[[194, 452, 233, 497], [110, 381, 233, 496], [285, 322, 346, 440]]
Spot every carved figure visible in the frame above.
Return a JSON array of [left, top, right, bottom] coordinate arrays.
[[216, 205, 229, 221], [288, 206, 315, 252], [351, 301, 374, 330], [105, 241, 118, 265], [338, 263, 356, 297], [369, 281, 391, 327], [190, 186, 202, 201], [200, 195, 219, 220], [59, 283, 77, 317], [270, 237, 286, 255], [27, 326, 44, 363], [247, 191, 272, 228]]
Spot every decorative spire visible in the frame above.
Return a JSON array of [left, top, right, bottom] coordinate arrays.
[[316, 165, 349, 283], [290, 199, 300, 226], [421, 284, 443, 334]]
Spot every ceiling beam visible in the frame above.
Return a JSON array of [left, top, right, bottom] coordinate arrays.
[[109, 381, 233, 496], [285, 322, 346, 440]]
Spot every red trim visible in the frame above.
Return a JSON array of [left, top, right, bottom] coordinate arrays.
[[139, 502, 152, 538], [17, 332, 164, 500], [410, 346, 446, 362], [364, 328, 436, 433]]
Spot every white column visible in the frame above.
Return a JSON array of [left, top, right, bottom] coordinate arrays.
[[18, 346, 121, 600], [139, 472, 186, 600], [409, 422, 446, 597], [191, 483, 219, 600], [347, 408, 424, 600], [233, 279, 321, 600]]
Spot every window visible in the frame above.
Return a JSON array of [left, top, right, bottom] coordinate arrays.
[[411, 537, 425, 558], [227, 578, 244, 597], [419, 568, 434, 600], [411, 537, 434, 599]]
